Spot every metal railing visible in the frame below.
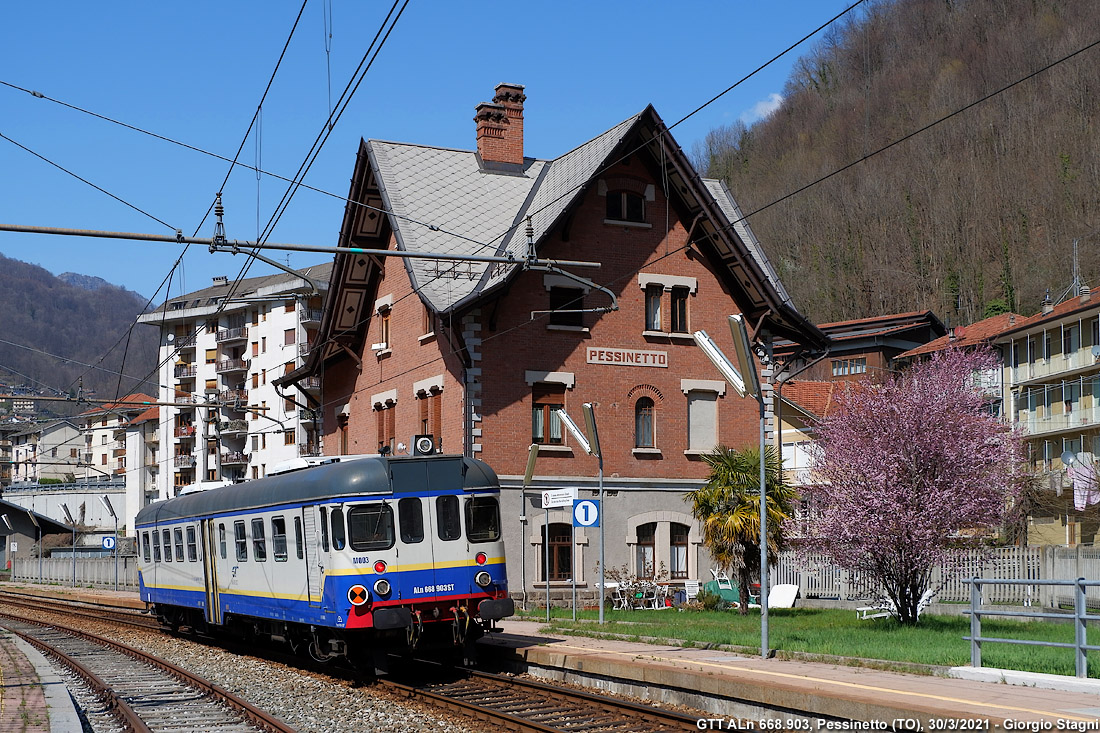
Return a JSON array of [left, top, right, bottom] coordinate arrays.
[[299, 308, 323, 323], [215, 357, 248, 373], [964, 577, 1100, 678], [215, 326, 248, 343], [174, 364, 198, 378]]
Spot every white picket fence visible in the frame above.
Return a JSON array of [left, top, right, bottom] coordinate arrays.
[[774, 545, 1100, 608], [12, 556, 140, 589]]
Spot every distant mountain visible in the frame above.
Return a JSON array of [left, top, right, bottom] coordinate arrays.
[[58, 272, 112, 292], [694, 0, 1100, 326], [0, 253, 159, 415]]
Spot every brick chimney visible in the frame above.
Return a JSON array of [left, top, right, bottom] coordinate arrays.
[[475, 83, 525, 166]]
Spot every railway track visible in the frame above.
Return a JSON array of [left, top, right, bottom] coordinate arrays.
[[0, 611, 294, 733], [384, 668, 700, 732], [0, 588, 161, 631]]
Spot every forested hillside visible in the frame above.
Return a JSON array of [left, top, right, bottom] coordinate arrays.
[[694, 0, 1100, 325], [0, 253, 158, 413]]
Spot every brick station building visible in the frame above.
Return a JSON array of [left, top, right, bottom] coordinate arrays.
[[282, 84, 827, 605]]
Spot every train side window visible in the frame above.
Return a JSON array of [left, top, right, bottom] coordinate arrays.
[[219, 523, 227, 559], [252, 518, 267, 561], [398, 497, 424, 544], [464, 496, 502, 543], [272, 516, 288, 562], [348, 504, 395, 551], [319, 507, 330, 552], [173, 528, 185, 562], [234, 521, 247, 561], [294, 517, 303, 560], [331, 507, 347, 551], [162, 529, 173, 562], [152, 530, 161, 562], [436, 496, 461, 541], [186, 526, 198, 562], [141, 532, 151, 562]]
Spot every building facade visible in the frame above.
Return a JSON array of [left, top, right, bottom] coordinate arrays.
[[282, 85, 826, 602], [137, 265, 331, 500]]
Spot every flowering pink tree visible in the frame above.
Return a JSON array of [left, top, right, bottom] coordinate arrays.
[[804, 347, 1025, 624]]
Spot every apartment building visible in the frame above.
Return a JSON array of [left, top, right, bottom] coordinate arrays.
[[138, 265, 330, 499], [8, 419, 82, 483]]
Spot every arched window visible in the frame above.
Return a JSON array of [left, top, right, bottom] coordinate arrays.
[[542, 522, 573, 580], [636, 522, 656, 578], [635, 397, 655, 448], [670, 523, 689, 579]]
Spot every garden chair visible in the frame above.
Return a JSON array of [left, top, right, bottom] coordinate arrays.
[[683, 579, 701, 603], [856, 588, 934, 620], [710, 568, 734, 591], [768, 584, 799, 609]]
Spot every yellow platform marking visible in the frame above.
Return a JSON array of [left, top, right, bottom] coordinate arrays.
[[553, 643, 1095, 722]]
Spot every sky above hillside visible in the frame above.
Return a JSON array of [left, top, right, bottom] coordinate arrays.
[[0, 1, 852, 301]]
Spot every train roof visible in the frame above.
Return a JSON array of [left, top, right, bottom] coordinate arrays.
[[135, 454, 499, 526]]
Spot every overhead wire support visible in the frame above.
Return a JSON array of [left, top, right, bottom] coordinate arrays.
[[0, 222, 602, 269]]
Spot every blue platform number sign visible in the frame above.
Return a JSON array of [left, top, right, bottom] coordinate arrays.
[[572, 499, 600, 528], [102, 536, 115, 550]]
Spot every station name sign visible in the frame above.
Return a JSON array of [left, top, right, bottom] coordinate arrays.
[[586, 347, 668, 368]]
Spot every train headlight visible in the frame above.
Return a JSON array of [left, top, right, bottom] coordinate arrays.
[[373, 560, 387, 574], [475, 552, 487, 565], [474, 571, 492, 588], [373, 578, 391, 596]]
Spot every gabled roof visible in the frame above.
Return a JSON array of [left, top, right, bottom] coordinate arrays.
[[993, 292, 1100, 340], [303, 104, 826, 376], [78, 393, 158, 417], [781, 380, 840, 419], [898, 312, 1022, 359], [140, 263, 332, 319]]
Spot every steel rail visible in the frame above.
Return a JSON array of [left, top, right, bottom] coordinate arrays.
[[0, 610, 295, 733], [0, 591, 160, 631]]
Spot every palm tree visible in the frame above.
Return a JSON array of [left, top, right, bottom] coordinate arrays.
[[687, 445, 795, 614]]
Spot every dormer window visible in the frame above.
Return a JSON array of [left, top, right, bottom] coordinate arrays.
[[607, 191, 645, 223]]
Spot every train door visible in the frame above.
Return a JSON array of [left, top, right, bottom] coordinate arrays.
[[426, 494, 464, 595], [396, 496, 436, 597], [301, 505, 325, 607], [200, 519, 222, 625]]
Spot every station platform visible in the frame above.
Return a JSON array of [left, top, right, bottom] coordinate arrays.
[[2, 583, 1098, 730], [0, 627, 81, 732], [480, 617, 1100, 729]]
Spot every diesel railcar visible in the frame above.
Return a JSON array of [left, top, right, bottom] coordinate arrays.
[[135, 453, 514, 668]]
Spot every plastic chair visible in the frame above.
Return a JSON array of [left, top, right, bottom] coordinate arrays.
[[683, 580, 701, 602]]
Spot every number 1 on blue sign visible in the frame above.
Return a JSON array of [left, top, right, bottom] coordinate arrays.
[[572, 499, 600, 527]]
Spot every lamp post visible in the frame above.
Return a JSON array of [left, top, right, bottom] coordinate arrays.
[[100, 495, 118, 591], [555, 405, 604, 623], [61, 503, 76, 587], [521, 444, 539, 613], [693, 314, 770, 658], [1, 515, 12, 576]]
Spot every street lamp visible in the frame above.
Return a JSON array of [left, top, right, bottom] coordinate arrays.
[[693, 314, 771, 658], [61, 503, 76, 587], [100, 495, 118, 591], [521, 444, 539, 613], [555, 405, 604, 623], [1, 515, 11, 577]]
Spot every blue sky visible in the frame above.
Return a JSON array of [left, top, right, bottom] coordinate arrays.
[[0, 1, 853, 301]]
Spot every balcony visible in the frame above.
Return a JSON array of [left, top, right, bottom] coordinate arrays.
[[299, 443, 322, 457], [82, 452, 93, 464], [216, 326, 248, 344], [1019, 406, 1100, 438], [174, 455, 196, 468], [298, 342, 315, 357], [221, 451, 249, 466], [174, 333, 196, 349], [299, 376, 321, 393], [220, 419, 249, 436], [113, 447, 126, 458], [1013, 348, 1100, 386], [215, 357, 248, 374], [175, 394, 196, 405], [300, 308, 323, 324], [174, 363, 198, 379], [146, 431, 159, 445], [174, 425, 196, 438], [219, 389, 248, 405]]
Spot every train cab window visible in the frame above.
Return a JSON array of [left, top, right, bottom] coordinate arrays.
[[173, 528, 185, 562], [331, 508, 347, 551], [319, 507, 330, 552], [234, 521, 248, 561], [398, 497, 424, 544], [272, 517, 288, 562], [293, 517, 304, 560], [348, 504, 395, 551], [142, 532, 151, 563], [464, 496, 502, 543], [186, 526, 198, 562], [162, 529, 173, 562], [436, 495, 462, 541], [152, 531, 162, 562], [219, 524, 227, 559], [251, 518, 267, 561]]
